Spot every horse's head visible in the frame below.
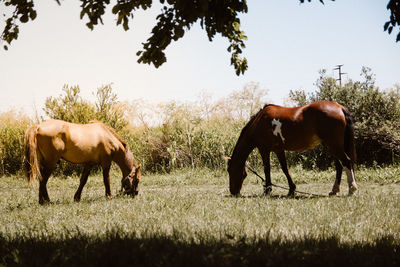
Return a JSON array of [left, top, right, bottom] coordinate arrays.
[[226, 157, 247, 196], [121, 165, 141, 196]]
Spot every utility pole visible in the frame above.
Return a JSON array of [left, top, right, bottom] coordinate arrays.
[[334, 64, 347, 87]]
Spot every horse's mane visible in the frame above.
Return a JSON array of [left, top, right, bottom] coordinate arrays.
[[89, 120, 128, 148], [230, 104, 273, 157]]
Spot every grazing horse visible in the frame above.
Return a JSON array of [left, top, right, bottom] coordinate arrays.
[[227, 101, 358, 197], [24, 119, 141, 204]]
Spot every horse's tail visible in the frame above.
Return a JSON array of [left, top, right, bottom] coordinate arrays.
[[342, 108, 357, 166], [24, 125, 41, 185]]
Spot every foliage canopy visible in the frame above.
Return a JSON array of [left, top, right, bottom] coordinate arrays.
[[43, 84, 128, 131], [1, 0, 248, 75], [2, 1, 400, 75]]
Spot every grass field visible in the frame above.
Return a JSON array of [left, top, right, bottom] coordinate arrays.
[[0, 166, 399, 266]]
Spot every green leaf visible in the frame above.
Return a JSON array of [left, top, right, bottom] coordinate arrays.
[[80, 9, 86, 19], [20, 15, 29, 23], [174, 28, 184, 39], [111, 5, 119, 14], [232, 21, 240, 32], [30, 10, 37, 20], [86, 22, 94, 30], [384, 21, 391, 31]]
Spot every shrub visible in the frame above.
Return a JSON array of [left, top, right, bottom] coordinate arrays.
[[0, 110, 32, 176], [43, 84, 129, 176], [288, 67, 400, 168], [6, 76, 398, 177], [121, 83, 269, 173]]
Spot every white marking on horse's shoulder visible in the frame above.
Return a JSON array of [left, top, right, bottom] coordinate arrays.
[[271, 119, 285, 143]]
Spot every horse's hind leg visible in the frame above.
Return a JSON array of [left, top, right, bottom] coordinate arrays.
[[343, 162, 358, 195], [39, 166, 54, 205], [330, 147, 358, 195], [329, 159, 343, 196], [74, 164, 93, 202], [275, 150, 296, 196]]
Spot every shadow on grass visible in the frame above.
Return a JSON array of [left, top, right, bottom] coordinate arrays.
[[0, 233, 398, 267]]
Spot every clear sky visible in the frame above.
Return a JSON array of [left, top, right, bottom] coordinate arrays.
[[1, 0, 399, 116]]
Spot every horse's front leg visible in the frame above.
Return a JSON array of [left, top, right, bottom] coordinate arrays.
[[275, 150, 296, 196], [258, 147, 272, 195], [74, 164, 93, 202], [102, 165, 113, 200]]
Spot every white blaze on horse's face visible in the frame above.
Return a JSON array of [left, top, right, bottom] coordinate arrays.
[[271, 119, 285, 143]]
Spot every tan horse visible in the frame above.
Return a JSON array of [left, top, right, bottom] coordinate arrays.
[[24, 119, 141, 204], [228, 101, 358, 197]]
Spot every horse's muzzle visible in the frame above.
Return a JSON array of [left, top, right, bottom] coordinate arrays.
[[123, 189, 138, 197]]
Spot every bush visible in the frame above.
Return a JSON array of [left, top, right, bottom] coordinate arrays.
[[120, 83, 269, 173], [288, 67, 400, 168], [0, 110, 32, 176], [42, 84, 129, 176], [4, 76, 398, 177]]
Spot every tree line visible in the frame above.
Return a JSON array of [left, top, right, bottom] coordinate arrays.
[[0, 68, 399, 176]]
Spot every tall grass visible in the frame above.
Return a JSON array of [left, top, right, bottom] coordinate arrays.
[[0, 110, 32, 176], [1, 76, 399, 176]]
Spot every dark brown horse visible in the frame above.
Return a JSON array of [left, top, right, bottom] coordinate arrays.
[[227, 101, 358, 196], [24, 119, 141, 204]]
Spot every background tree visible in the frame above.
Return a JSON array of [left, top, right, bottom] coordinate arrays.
[[44, 84, 127, 131], [214, 82, 268, 121], [1, 0, 248, 75], [43, 85, 96, 124], [94, 84, 128, 131], [2, 1, 400, 75], [0, 110, 31, 176], [289, 67, 400, 167], [42, 83, 129, 176]]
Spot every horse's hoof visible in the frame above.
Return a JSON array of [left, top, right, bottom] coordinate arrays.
[[348, 185, 358, 196], [328, 191, 338, 196], [330, 185, 340, 196], [287, 186, 296, 197], [106, 195, 113, 200], [264, 186, 272, 195], [39, 199, 51, 205], [287, 191, 296, 198], [73, 194, 81, 202]]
